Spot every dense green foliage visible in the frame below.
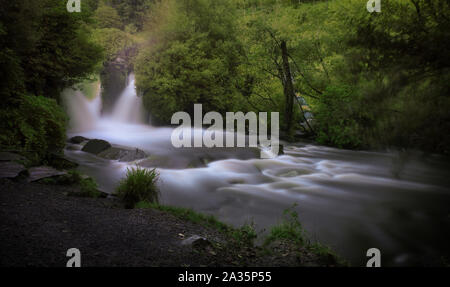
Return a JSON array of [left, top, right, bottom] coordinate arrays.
[[108, 0, 154, 32], [133, 0, 449, 153], [0, 0, 103, 101], [91, 28, 136, 61], [0, 0, 103, 161], [94, 2, 123, 30], [116, 167, 160, 208], [1, 0, 448, 159], [0, 95, 67, 162], [344, 0, 450, 152], [314, 85, 363, 149], [135, 0, 250, 125]]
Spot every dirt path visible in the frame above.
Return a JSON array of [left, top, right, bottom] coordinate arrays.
[[0, 179, 244, 267], [0, 179, 339, 267]]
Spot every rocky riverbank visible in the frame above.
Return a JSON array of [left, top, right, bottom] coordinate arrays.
[[0, 178, 342, 267], [0, 146, 342, 267]]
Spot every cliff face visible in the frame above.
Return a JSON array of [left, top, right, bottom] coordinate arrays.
[[100, 46, 138, 113]]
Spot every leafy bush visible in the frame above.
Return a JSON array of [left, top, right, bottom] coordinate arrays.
[[93, 2, 123, 30], [116, 167, 160, 209], [90, 28, 135, 61], [314, 85, 364, 149], [0, 94, 67, 163]]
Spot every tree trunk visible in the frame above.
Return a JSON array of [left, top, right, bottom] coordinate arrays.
[[280, 40, 295, 139]]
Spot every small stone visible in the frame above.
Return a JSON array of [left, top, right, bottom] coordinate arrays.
[[181, 235, 212, 250]]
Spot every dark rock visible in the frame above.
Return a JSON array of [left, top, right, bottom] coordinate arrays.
[[0, 162, 27, 179], [82, 139, 112, 155], [99, 191, 109, 199], [69, 136, 89, 144], [27, 166, 67, 182], [97, 147, 147, 162], [100, 48, 136, 114]]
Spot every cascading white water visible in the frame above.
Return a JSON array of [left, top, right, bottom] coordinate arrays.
[[111, 74, 146, 124], [63, 74, 148, 132], [62, 86, 102, 132]]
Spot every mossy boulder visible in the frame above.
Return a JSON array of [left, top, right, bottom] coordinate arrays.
[[82, 139, 112, 155]]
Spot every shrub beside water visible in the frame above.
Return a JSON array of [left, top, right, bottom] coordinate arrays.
[[116, 167, 160, 209]]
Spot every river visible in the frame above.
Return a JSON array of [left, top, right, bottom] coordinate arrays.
[[62, 75, 450, 266]]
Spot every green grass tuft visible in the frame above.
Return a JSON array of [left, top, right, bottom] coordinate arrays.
[[230, 223, 257, 246], [264, 204, 305, 246], [116, 167, 159, 209]]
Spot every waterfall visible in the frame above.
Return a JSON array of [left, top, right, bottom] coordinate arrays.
[[111, 74, 146, 124], [63, 73, 147, 133], [62, 87, 101, 132]]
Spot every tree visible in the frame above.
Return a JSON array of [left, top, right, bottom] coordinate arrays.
[[94, 2, 123, 29], [109, 0, 154, 32], [135, 0, 248, 125], [0, 0, 103, 160]]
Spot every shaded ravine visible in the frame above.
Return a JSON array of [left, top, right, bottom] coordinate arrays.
[[62, 75, 450, 266]]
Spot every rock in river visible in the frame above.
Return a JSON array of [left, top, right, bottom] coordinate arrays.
[[97, 146, 147, 162], [81, 139, 112, 155], [69, 136, 89, 144]]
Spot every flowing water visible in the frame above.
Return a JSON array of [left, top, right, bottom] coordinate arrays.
[[63, 75, 450, 266]]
